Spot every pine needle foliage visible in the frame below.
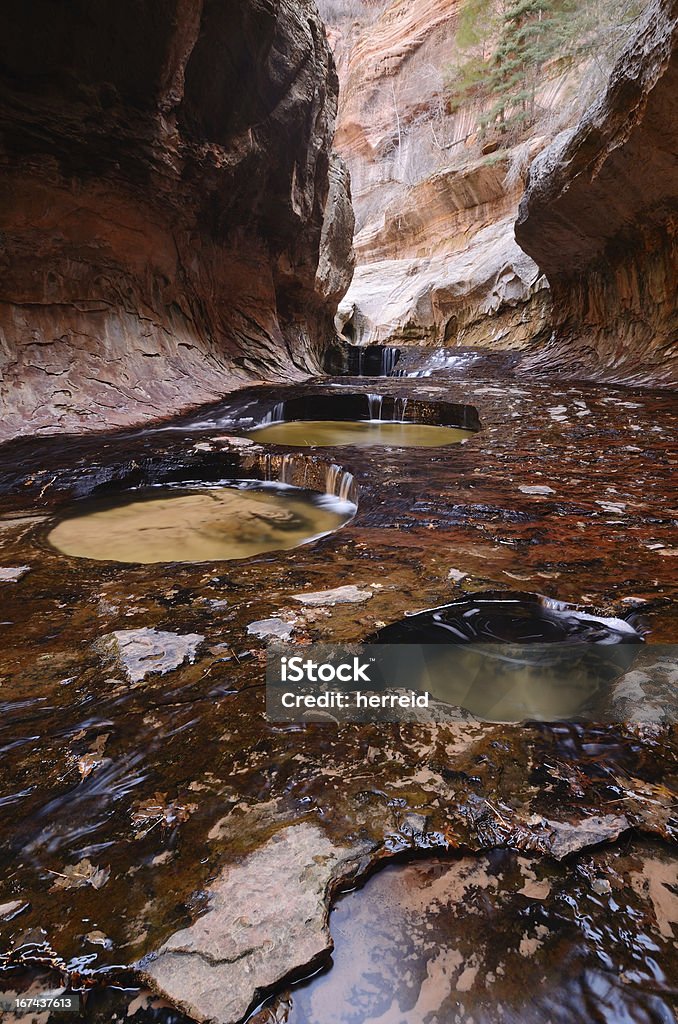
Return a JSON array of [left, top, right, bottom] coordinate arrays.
[[446, 0, 647, 142]]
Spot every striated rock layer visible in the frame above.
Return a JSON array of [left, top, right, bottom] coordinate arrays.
[[322, 0, 581, 349], [0, 0, 354, 442], [515, 0, 678, 386]]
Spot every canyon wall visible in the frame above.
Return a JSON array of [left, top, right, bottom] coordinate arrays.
[[321, 0, 569, 349], [0, 0, 354, 442], [515, 0, 678, 386]]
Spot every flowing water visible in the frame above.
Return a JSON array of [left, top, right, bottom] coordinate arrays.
[[0, 366, 676, 1023], [47, 483, 354, 564], [274, 843, 678, 1024], [248, 420, 474, 448], [345, 345, 401, 376]]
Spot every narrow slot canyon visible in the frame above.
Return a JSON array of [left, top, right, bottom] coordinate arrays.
[[0, 2, 676, 1024]]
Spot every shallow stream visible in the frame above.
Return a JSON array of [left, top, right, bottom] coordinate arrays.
[[0, 348, 676, 1022]]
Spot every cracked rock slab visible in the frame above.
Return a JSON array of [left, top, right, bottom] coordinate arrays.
[[0, 565, 30, 583], [293, 585, 372, 606], [141, 823, 370, 1024], [97, 628, 204, 684]]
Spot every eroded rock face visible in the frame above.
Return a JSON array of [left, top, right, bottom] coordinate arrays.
[[0, 0, 354, 442], [339, 217, 549, 349], [322, 0, 557, 348], [515, 0, 678, 386]]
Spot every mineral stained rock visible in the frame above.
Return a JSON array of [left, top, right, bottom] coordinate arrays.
[[0, 0, 354, 442], [515, 0, 678, 386]]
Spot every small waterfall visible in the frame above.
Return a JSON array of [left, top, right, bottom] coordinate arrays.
[[367, 394, 383, 421], [398, 350, 479, 378], [347, 345, 399, 376], [381, 347, 399, 376], [326, 463, 340, 495], [326, 463, 355, 502], [261, 401, 285, 425], [393, 397, 408, 422], [338, 471, 354, 502]]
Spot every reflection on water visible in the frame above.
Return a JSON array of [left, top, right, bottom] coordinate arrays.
[[277, 845, 678, 1024], [248, 420, 473, 448], [408, 644, 632, 721], [47, 484, 354, 563], [369, 593, 642, 722]]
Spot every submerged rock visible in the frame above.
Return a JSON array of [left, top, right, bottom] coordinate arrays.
[[261, 841, 678, 1024], [98, 628, 204, 684]]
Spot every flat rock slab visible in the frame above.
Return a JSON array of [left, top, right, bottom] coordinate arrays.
[[0, 565, 30, 582], [98, 628, 204, 683], [518, 485, 555, 495], [293, 585, 372, 606], [247, 617, 294, 640], [542, 813, 629, 859], [142, 823, 369, 1024]]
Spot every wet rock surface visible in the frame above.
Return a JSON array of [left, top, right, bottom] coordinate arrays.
[[516, 0, 678, 387], [97, 629, 204, 685], [142, 824, 371, 1024], [260, 840, 678, 1024], [293, 585, 373, 606], [0, 354, 676, 1020]]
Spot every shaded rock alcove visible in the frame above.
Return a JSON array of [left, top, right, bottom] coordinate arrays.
[[0, 0, 355, 443], [516, 0, 678, 386]]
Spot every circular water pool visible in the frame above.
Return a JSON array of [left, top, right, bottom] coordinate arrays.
[[368, 592, 643, 722], [248, 420, 473, 448], [47, 482, 355, 564]]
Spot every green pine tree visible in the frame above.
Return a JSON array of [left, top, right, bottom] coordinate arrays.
[[446, 0, 646, 144]]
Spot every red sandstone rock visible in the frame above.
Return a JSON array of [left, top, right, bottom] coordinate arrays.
[[515, 0, 678, 386], [0, 0, 355, 441]]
